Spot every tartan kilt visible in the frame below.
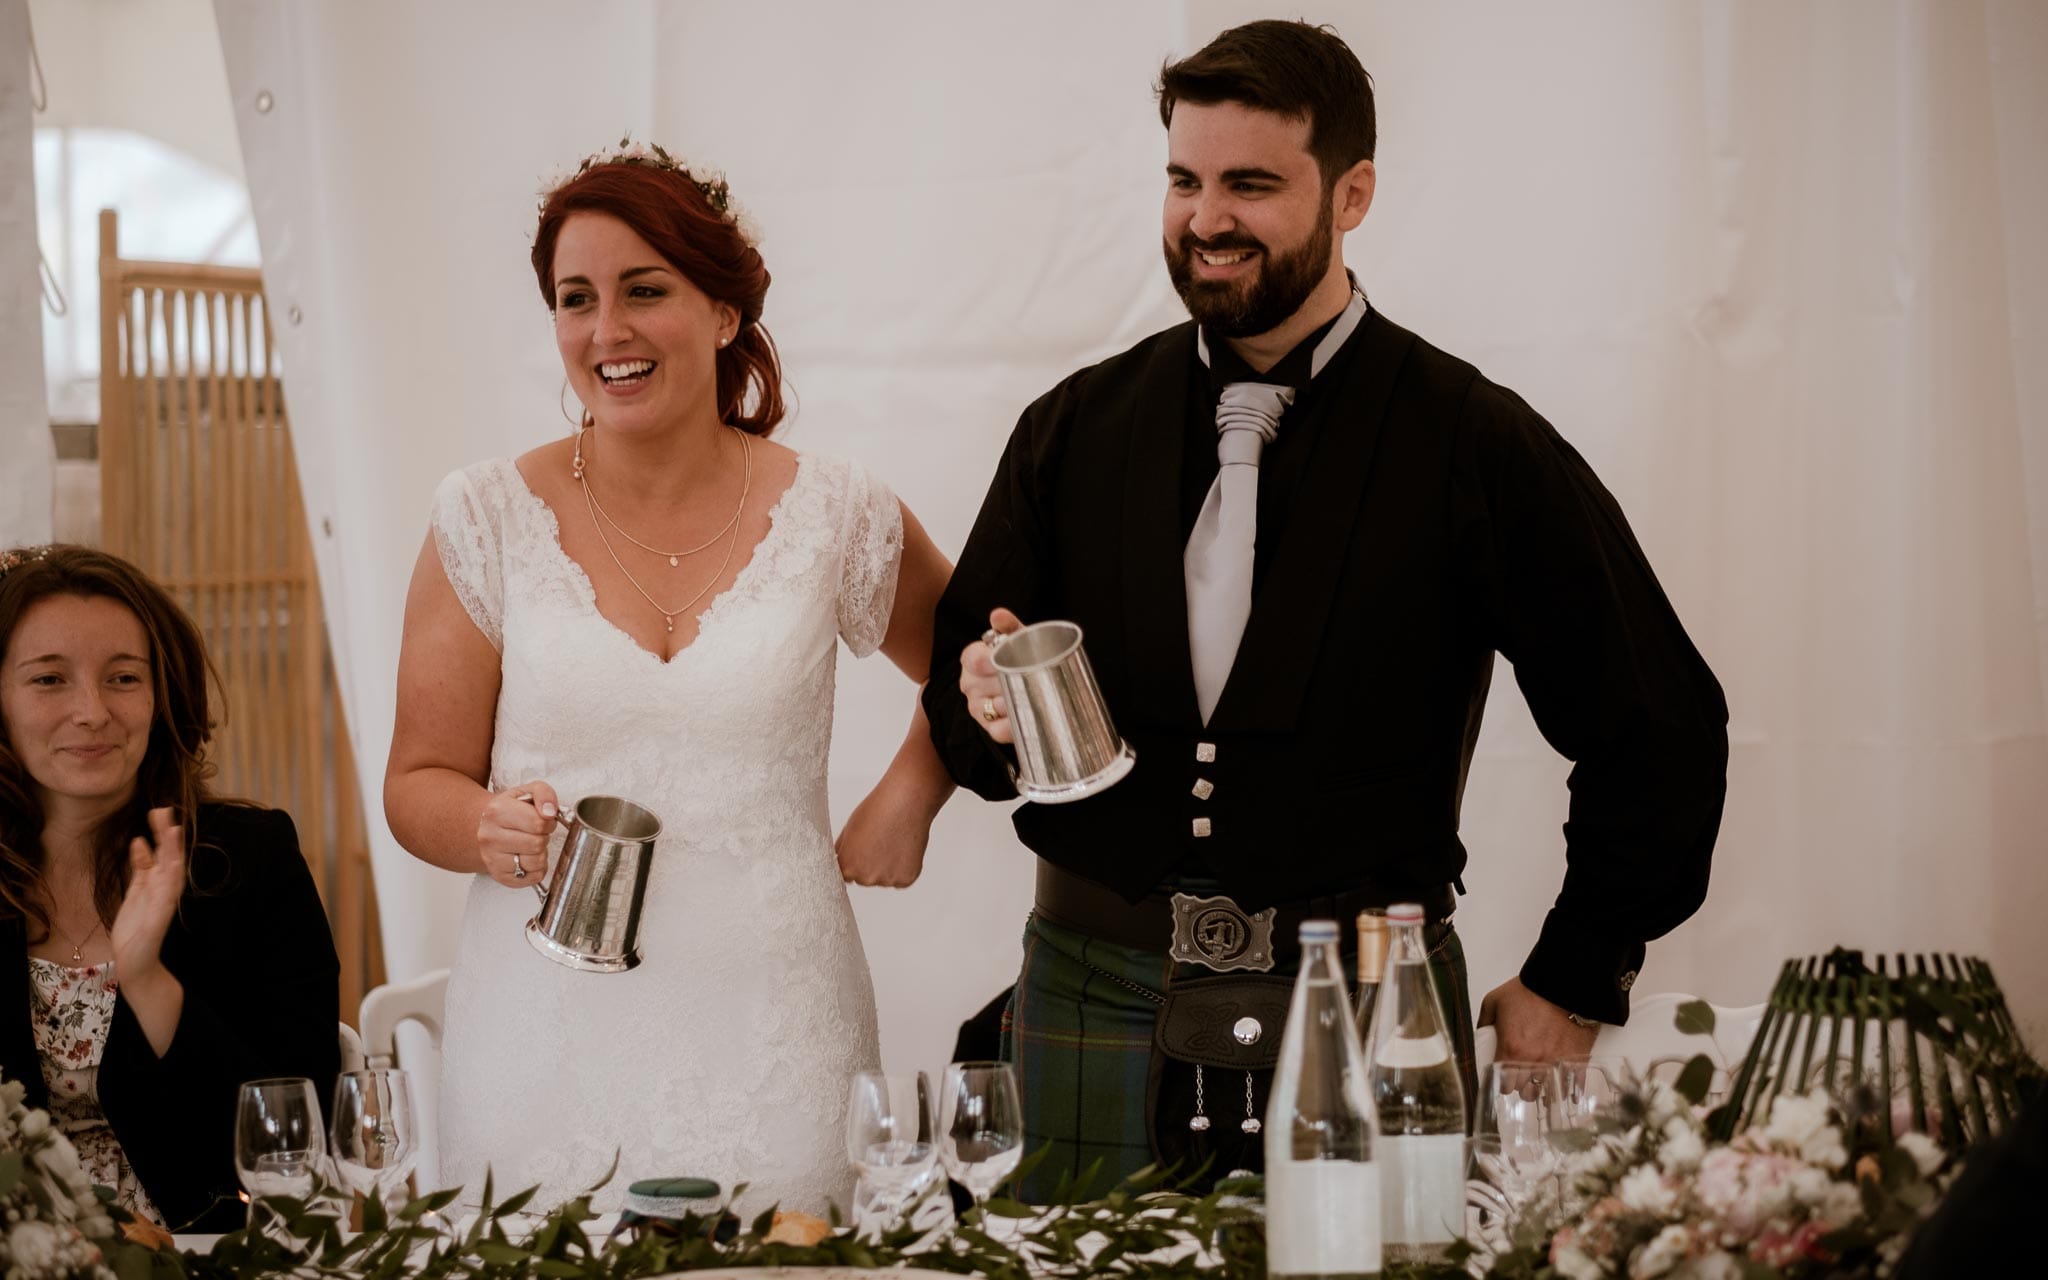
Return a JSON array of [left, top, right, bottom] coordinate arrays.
[[1001, 911, 1476, 1203]]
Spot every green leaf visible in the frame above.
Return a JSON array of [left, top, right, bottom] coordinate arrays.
[[0, 1150, 24, 1193], [1675, 1053, 1717, 1105], [495, 1186, 539, 1220], [980, 1196, 1036, 1218], [112, 1245, 153, 1280], [532, 1261, 585, 1278], [472, 1242, 531, 1266], [1674, 999, 1717, 1036], [530, 1221, 560, 1256]]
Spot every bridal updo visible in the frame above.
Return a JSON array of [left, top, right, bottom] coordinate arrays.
[[532, 153, 786, 436]]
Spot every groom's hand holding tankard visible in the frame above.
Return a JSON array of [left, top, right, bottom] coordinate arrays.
[[957, 607, 1023, 745], [476, 780, 559, 888]]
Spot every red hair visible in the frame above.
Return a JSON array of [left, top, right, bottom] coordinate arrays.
[[533, 161, 785, 435]]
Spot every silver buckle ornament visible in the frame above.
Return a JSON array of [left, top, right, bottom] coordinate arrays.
[[1168, 892, 1276, 973]]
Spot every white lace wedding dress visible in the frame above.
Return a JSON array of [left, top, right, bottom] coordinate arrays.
[[427, 450, 901, 1213]]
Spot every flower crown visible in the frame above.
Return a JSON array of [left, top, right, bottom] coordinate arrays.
[[0, 546, 50, 581], [540, 134, 760, 248]]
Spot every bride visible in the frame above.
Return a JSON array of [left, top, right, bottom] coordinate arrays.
[[383, 142, 950, 1210]]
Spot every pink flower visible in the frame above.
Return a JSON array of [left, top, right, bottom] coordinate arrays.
[[1695, 1149, 1801, 1241], [1747, 1219, 1832, 1267]]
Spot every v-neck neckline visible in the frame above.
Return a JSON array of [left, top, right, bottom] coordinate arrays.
[[503, 452, 810, 666]]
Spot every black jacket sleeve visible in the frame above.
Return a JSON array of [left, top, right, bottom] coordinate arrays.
[[924, 380, 1076, 801], [97, 804, 342, 1231], [1454, 380, 1730, 1024]]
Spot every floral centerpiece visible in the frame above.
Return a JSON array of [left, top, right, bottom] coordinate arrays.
[[0, 1077, 118, 1280], [1462, 994, 2046, 1280], [1519, 1075, 1950, 1278]]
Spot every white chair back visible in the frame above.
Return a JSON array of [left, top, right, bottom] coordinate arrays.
[[356, 968, 451, 1190], [339, 1020, 366, 1073], [359, 967, 450, 1068], [1593, 992, 1765, 1070]]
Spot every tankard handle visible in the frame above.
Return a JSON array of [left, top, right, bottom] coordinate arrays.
[[512, 791, 568, 905]]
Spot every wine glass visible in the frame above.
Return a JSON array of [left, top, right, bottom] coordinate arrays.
[[236, 1077, 325, 1234], [1553, 1058, 1627, 1130], [938, 1061, 1024, 1213], [1472, 1061, 1562, 1209], [845, 1070, 938, 1235], [331, 1068, 419, 1213]]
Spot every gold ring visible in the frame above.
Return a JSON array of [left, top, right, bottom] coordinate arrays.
[[981, 697, 999, 723]]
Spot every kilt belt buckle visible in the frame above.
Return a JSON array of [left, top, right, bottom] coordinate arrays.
[[1168, 892, 1276, 973]]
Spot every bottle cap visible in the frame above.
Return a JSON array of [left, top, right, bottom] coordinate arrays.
[[1387, 902, 1425, 924], [1299, 918, 1339, 942], [1356, 908, 1390, 982]]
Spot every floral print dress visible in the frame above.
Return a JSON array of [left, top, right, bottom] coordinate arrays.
[[28, 956, 166, 1226]]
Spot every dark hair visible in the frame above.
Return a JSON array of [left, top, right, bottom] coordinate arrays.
[[0, 545, 219, 941], [1157, 19, 1377, 185], [533, 160, 786, 436]]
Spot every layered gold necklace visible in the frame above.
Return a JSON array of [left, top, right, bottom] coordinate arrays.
[[573, 425, 753, 635]]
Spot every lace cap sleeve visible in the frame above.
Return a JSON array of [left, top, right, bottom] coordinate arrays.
[[835, 458, 905, 658], [429, 464, 508, 652]]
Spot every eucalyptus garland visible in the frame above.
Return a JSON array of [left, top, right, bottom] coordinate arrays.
[[140, 1162, 1473, 1280]]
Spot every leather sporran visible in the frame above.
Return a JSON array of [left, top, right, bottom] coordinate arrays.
[[1146, 973, 1293, 1184]]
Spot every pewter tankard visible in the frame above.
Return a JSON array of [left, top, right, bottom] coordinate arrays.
[[524, 794, 663, 973], [988, 620, 1135, 804]]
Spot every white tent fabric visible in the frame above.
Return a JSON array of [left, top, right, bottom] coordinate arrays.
[[211, 0, 2048, 1134], [1, 0, 53, 544]]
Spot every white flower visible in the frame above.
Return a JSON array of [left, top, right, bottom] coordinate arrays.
[[1817, 1180, 1863, 1228], [1619, 1164, 1681, 1218], [1631, 1223, 1692, 1277], [1573, 1139, 1619, 1178], [1648, 1083, 1688, 1127], [1787, 1165, 1832, 1206], [1762, 1091, 1831, 1150], [1673, 1251, 1743, 1280], [1799, 1125, 1848, 1170], [1762, 1092, 1848, 1168], [8, 1220, 64, 1272], [1658, 1117, 1706, 1173], [18, 1109, 48, 1140], [1554, 1243, 1609, 1280], [1896, 1131, 1945, 1177]]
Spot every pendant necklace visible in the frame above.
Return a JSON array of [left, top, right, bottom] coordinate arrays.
[[575, 427, 754, 635]]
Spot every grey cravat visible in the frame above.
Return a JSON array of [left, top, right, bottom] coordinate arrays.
[[1184, 289, 1369, 723]]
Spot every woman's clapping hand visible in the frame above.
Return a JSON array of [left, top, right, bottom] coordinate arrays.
[[110, 806, 186, 981]]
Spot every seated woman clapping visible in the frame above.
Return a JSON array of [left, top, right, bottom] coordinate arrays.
[[0, 545, 340, 1230]]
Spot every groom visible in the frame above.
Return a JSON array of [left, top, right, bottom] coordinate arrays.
[[924, 20, 1728, 1194]]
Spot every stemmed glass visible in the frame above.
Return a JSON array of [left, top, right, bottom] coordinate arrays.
[[331, 1068, 420, 1214], [845, 1070, 939, 1236], [1472, 1061, 1563, 1210], [235, 1077, 326, 1235], [1553, 1058, 1626, 1131], [938, 1061, 1024, 1213]]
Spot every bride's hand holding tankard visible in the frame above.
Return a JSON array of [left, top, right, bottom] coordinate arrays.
[[958, 607, 1023, 745], [476, 780, 559, 888]]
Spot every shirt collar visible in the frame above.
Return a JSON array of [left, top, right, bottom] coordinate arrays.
[[1199, 273, 1370, 394]]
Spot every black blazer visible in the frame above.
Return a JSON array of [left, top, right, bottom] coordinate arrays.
[[925, 310, 1730, 1024], [2, 802, 341, 1231]]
